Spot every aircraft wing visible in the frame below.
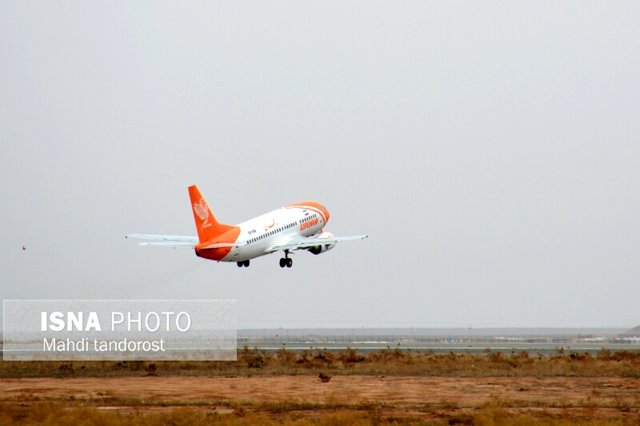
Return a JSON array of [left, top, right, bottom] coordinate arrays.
[[199, 241, 245, 249], [126, 234, 198, 249], [270, 234, 368, 252], [126, 234, 246, 250]]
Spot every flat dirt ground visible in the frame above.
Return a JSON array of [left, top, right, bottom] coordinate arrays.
[[2, 375, 640, 423]]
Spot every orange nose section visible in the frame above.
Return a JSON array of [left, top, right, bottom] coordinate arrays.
[[321, 205, 330, 223], [286, 201, 331, 224]]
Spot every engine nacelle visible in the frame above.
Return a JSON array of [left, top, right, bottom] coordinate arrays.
[[307, 232, 336, 255]]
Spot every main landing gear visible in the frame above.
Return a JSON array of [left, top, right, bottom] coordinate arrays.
[[237, 260, 250, 268], [279, 250, 293, 268]]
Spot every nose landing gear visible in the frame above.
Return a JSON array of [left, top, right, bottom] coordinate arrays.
[[236, 260, 250, 267]]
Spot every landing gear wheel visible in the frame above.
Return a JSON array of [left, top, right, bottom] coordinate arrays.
[[243, 260, 250, 267], [280, 249, 292, 268], [237, 262, 243, 268]]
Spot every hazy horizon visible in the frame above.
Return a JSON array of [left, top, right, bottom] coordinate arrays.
[[1, 1, 639, 329]]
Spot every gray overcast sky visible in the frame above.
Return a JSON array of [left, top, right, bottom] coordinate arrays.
[[1, 1, 639, 328]]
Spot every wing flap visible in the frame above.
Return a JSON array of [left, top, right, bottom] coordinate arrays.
[[270, 234, 368, 252]]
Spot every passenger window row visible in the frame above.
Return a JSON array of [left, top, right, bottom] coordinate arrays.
[[247, 221, 299, 244], [301, 213, 318, 223]]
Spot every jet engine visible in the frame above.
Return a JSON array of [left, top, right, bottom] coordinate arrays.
[[307, 232, 336, 255]]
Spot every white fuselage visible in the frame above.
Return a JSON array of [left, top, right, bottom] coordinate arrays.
[[223, 206, 325, 262]]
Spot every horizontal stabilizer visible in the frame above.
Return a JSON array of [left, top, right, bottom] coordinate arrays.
[[126, 234, 198, 243], [126, 234, 198, 248], [138, 241, 196, 248]]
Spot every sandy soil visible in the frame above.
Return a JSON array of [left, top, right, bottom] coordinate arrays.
[[1, 375, 639, 419]]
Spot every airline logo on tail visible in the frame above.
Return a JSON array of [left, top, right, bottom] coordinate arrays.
[[193, 199, 210, 227]]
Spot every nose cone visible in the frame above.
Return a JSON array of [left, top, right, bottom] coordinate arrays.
[[321, 204, 331, 223]]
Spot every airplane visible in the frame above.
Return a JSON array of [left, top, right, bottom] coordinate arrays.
[[127, 185, 368, 268]]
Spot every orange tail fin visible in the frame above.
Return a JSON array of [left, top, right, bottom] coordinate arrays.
[[188, 185, 235, 242]]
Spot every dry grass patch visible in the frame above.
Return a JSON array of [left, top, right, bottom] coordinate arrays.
[[1, 348, 639, 379]]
